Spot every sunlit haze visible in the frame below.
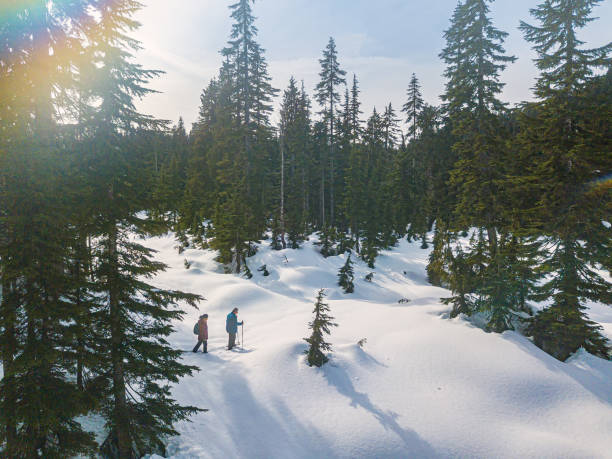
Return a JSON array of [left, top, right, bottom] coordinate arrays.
[[133, 0, 612, 129]]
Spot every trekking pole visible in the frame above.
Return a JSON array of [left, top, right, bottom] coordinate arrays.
[[242, 323, 244, 350]]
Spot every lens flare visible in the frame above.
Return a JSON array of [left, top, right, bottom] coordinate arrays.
[[587, 173, 612, 193]]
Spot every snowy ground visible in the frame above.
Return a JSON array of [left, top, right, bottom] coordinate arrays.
[[136, 234, 612, 459]]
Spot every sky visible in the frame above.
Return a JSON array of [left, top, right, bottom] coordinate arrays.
[[132, 0, 612, 130]]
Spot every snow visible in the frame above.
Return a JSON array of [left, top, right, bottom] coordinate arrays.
[[134, 234, 612, 459]]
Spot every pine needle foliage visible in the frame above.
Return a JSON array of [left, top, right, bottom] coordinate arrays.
[[338, 254, 355, 294], [304, 289, 338, 367]]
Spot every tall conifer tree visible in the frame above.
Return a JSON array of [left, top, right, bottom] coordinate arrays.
[[440, 0, 519, 331], [315, 37, 346, 226], [84, 1, 204, 455], [402, 73, 424, 142], [0, 2, 99, 456], [518, 0, 612, 360]]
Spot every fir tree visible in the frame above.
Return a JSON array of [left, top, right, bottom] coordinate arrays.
[[85, 1, 206, 455], [199, 0, 278, 272], [349, 74, 363, 144], [402, 73, 424, 142], [338, 254, 355, 294], [315, 37, 347, 226], [304, 289, 338, 367], [440, 0, 519, 331], [317, 226, 337, 258], [519, 0, 612, 360], [382, 103, 401, 151], [0, 2, 98, 456]]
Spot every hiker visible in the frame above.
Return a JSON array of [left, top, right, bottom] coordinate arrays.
[[226, 307, 243, 350], [193, 314, 209, 353]]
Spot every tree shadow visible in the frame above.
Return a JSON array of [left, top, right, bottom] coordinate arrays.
[[501, 332, 612, 406], [216, 372, 334, 458], [322, 363, 440, 457]]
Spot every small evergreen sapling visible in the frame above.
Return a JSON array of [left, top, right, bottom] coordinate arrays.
[[316, 227, 337, 258], [304, 289, 338, 367], [338, 254, 355, 294]]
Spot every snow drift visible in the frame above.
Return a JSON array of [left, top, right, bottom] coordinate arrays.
[[134, 234, 612, 458]]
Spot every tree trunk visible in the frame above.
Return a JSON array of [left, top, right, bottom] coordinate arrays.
[[280, 136, 286, 249], [486, 226, 498, 258], [75, 232, 88, 391], [329, 101, 335, 226], [330, 155, 334, 226], [107, 185, 131, 457], [321, 161, 325, 228], [1, 279, 17, 457]]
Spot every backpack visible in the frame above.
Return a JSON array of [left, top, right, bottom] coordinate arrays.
[[193, 322, 199, 335]]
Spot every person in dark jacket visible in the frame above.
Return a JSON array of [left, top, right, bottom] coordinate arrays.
[[193, 314, 209, 353], [226, 307, 243, 350]]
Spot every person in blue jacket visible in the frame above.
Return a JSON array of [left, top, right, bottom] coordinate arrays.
[[226, 307, 244, 350]]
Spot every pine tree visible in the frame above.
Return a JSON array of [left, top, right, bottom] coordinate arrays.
[[382, 103, 401, 151], [349, 74, 363, 144], [519, 0, 612, 360], [441, 244, 473, 318], [338, 254, 355, 294], [304, 289, 338, 367], [198, 0, 278, 272], [279, 77, 310, 249], [315, 37, 347, 226], [440, 0, 519, 331], [316, 226, 337, 258], [0, 2, 99, 456], [83, 1, 206, 455], [402, 73, 424, 142], [427, 220, 452, 287], [280, 80, 314, 248]]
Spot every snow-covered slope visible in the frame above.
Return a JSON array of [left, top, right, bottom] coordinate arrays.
[[144, 234, 612, 459]]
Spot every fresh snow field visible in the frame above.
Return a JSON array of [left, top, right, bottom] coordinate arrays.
[[138, 234, 612, 459]]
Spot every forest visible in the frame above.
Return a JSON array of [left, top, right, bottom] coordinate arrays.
[[1, 0, 611, 457]]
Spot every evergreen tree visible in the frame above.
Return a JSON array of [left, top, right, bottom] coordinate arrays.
[[349, 74, 363, 144], [382, 103, 401, 151], [338, 254, 355, 294], [518, 0, 612, 360], [316, 226, 337, 258], [304, 289, 338, 367], [153, 118, 189, 223], [196, 0, 278, 272], [0, 2, 98, 456], [402, 73, 424, 142], [279, 77, 312, 249], [315, 37, 347, 226], [84, 1, 205, 455], [440, 0, 519, 331]]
